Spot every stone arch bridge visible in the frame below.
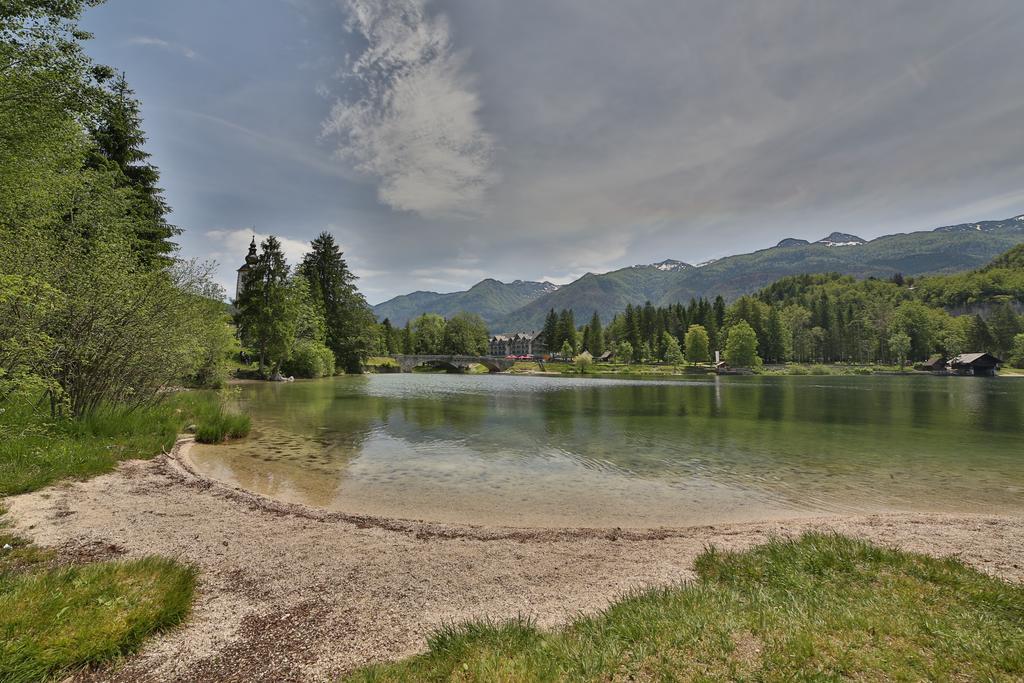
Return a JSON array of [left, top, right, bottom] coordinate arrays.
[[394, 355, 514, 373]]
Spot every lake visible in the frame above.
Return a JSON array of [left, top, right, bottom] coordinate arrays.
[[189, 373, 1024, 528]]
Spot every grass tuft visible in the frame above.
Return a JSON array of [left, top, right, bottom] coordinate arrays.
[[347, 532, 1024, 681], [194, 410, 251, 444]]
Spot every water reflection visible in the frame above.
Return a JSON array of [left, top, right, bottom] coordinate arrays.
[[190, 374, 1024, 528]]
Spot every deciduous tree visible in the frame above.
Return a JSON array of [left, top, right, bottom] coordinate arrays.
[[684, 324, 710, 365], [724, 321, 760, 367]]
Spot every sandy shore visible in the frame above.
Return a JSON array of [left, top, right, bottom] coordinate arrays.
[[5, 438, 1023, 682]]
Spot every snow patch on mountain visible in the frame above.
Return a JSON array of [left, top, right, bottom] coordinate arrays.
[[816, 232, 866, 247], [652, 259, 692, 271]]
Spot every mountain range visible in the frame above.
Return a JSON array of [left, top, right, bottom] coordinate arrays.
[[373, 214, 1024, 332]]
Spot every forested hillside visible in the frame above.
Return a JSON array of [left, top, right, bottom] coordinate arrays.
[[374, 217, 1024, 332], [373, 279, 556, 327], [496, 218, 1024, 330], [915, 243, 1024, 309], [529, 244, 1024, 368]]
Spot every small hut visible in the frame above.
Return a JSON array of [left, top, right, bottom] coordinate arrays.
[[598, 350, 614, 362], [949, 353, 1002, 377], [915, 355, 947, 372]]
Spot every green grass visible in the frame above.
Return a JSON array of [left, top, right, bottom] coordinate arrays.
[[756, 363, 898, 376], [193, 409, 251, 444], [0, 544, 195, 683], [0, 392, 250, 496], [509, 361, 715, 377], [0, 391, 221, 680], [347, 533, 1024, 682]]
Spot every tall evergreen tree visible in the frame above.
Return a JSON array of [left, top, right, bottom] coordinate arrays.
[[587, 311, 604, 356], [968, 314, 995, 354], [763, 306, 786, 363], [381, 318, 396, 355], [987, 302, 1022, 358], [236, 236, 298, 376], [299, 232, 378, 372], [402, 320, 413, 354], [88, 73, 179, 267], [557, 309, 577, 352], [542, 308, 559, 352]]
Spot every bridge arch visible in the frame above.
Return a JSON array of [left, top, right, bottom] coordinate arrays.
[[393, 355, 513, 373]]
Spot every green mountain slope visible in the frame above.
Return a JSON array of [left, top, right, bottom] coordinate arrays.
[[372, 279, 557, 327], [495, 215, 1024, 331]]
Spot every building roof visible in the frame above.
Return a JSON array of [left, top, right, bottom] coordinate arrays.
[[491, 331, 542, 341], [951, 352, 1003, 365], [238, 237, 258, 272]]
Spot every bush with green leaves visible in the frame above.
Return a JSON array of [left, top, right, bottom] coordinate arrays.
[[282, 339, 336, 378]]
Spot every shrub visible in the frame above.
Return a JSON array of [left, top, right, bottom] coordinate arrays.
[[282, 339, 336, 378], [573, 351, 593, 373], [194, 411, 251, 444]]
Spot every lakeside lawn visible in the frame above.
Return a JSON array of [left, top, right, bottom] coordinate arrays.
[[0, 392, 250, 497], [0, 531, 196, 683], [0, 392, 247, 681], [348, 532, 1024, 682]]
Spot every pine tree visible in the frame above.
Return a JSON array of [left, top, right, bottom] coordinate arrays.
[[587, 311, 604, 356], [987, 302, 1022, 358], [88, 73, 179, 267], [968, 314, 995, 353], [381, 318, 396, 354], [236, 236, 298, 375], [542, 309, 559, 353], [763, 306, 786, 364], [402, 321, 413, 354], [557, 309, 577, 352], [623, 304, 642, 362], [299, 232, 378, 372]]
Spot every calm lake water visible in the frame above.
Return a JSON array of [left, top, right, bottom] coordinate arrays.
[[190, 373, 1024, 528]]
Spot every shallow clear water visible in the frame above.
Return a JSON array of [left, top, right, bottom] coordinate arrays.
[[190, 373, 1024, 528]]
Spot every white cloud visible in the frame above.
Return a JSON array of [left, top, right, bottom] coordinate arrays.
[[322, 0, 497, 218], [127, 36, 198, 60], [205, 229, 311, 269]]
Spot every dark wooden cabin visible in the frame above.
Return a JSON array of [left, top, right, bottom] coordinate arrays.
[[915, 355, 947, 372], [949, 353, 1002, 377]]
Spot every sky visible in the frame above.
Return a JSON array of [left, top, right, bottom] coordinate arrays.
[[80, 0, 1024, 304]]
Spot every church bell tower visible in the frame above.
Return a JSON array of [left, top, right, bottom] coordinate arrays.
[[235, 237, 259, 302]]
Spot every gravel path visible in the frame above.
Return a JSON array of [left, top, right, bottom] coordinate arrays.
[[6, 438, 1022, 682]]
